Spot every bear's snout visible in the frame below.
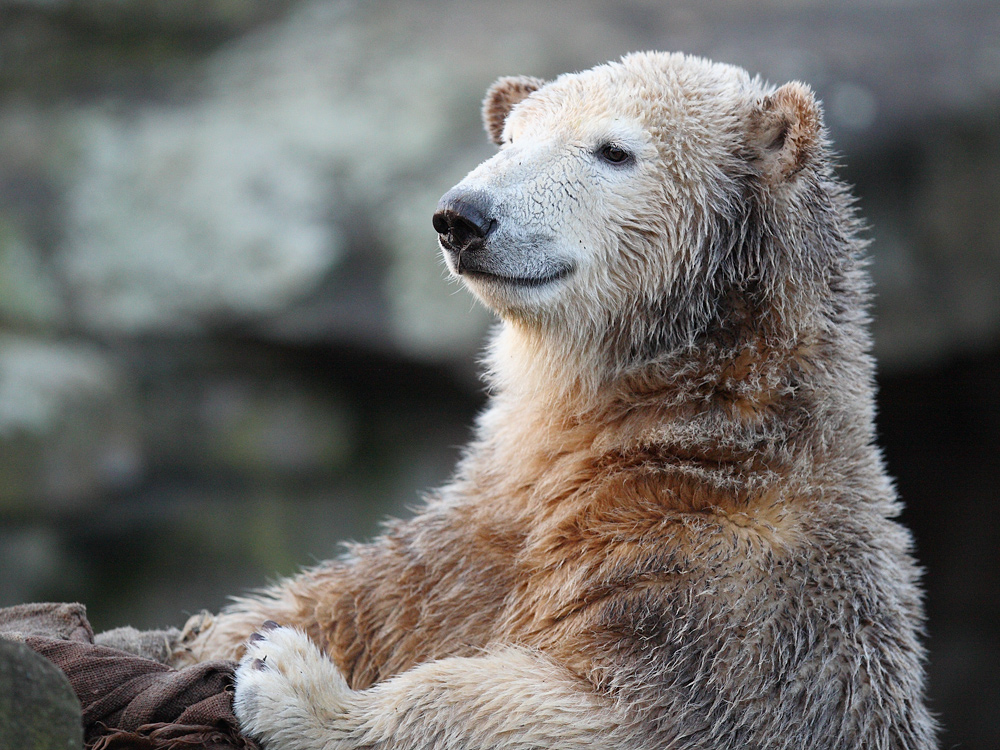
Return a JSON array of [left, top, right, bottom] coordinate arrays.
[[433, 189, 496, 265]]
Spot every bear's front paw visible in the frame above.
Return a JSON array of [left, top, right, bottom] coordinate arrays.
[[234, 622, 357, 750]]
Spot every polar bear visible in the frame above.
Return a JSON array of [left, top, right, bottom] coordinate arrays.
[[179, 52, 936, 750]]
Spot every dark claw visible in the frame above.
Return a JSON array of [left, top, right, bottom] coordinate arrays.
[[261, 620, 280, 631], [252, 658, 268, 671], [249, 632, 265, 642]]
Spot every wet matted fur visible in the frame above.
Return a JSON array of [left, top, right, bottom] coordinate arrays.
[[176, 53, 936, 750]]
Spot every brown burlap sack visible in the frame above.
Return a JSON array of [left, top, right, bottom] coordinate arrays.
[[1, 603, 256, 750]]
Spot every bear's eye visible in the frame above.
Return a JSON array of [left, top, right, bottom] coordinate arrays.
[[597, 142, 633, 166]]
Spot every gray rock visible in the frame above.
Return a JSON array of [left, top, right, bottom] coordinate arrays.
[[0, 335, 143, 511], [0, 638, 83, 750], [49, 0, 506, 358], [57, 102, 345, 335]]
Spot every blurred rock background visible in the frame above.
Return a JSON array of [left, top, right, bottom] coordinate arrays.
[[0, 0, 997, 746]]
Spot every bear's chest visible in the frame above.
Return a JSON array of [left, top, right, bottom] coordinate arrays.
[[489, 494, 784, 646]]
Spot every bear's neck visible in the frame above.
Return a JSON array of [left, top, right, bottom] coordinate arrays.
[[479, 309, 877, 489]]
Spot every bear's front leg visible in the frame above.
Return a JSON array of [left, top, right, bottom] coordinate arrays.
[[234, 622, 362, 750], [234, 624, 635, 750]]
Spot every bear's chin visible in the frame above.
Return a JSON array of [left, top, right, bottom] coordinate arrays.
[[448, 255, 576, 318]]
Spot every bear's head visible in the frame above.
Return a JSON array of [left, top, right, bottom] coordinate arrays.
[[433, 52, 859, 395]]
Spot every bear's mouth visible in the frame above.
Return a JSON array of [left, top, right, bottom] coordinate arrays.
[[440, 230, 574, 290], [460, 265, 573, 288]]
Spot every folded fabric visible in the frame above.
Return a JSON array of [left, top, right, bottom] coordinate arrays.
[[1, 603, 256, 750]]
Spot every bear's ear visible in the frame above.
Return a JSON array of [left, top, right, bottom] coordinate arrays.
[[482, 75, 546, 146], [747, 81, 822, 183]]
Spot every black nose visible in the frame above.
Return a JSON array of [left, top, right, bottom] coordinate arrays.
[[432, 190, 496, 251]]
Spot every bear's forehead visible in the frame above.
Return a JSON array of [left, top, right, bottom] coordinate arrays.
[[508, 52, 755, 148]]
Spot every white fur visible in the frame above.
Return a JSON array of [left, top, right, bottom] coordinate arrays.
[[447, 53, 763, 403], [235, 627, 629, 750]]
